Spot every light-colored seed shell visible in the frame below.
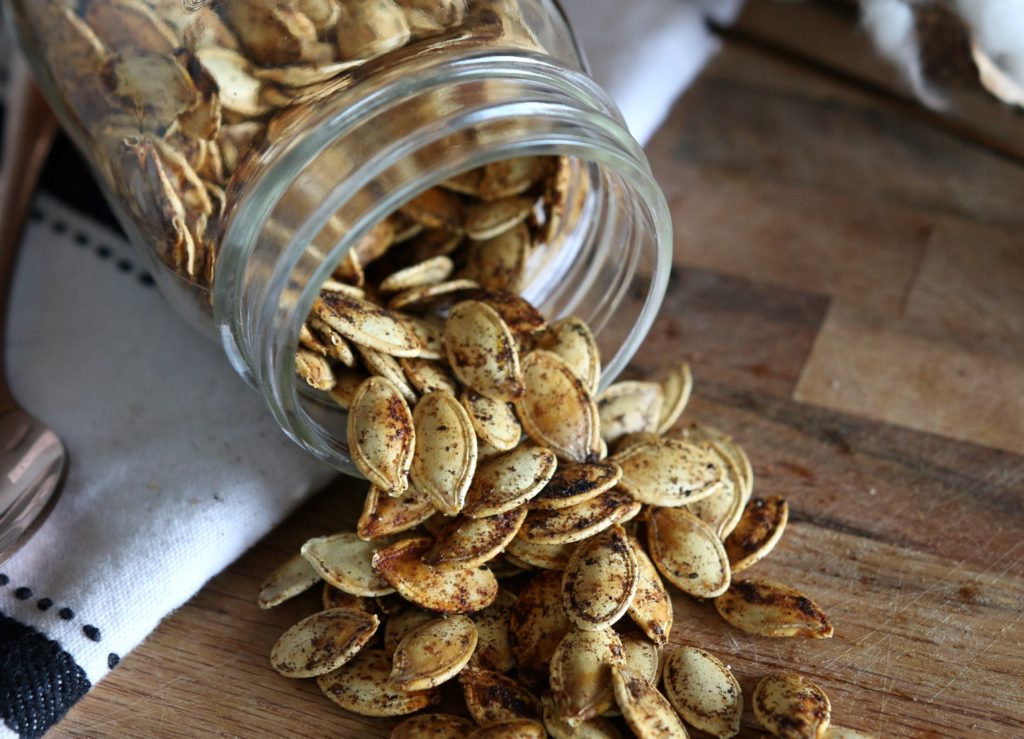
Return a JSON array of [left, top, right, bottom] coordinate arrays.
[[372, 537, 498, 614], [301, 532, 395, 597], [531, 461, 622, 511], [684, 451, 743, 540], [410, 391, 478, 515], [358, 485, 436, 540], [542, 695, 622, 739], [348, 377, 416, 495], [308, 316, 358, 366], [336, 0, 411, 57], [357, 346, 418, 404], [300, 322, 330, 356], [753, 674, 832, 739], [318, 649, 439, 717], [674, 424, 753, 511], [663, 646, 742, 739], [322, 584, 376, 613], [612, 432, 660, 457], [400, 357, 459, 397], [403, 314, 446, 360], [329, 366, 367, 410], [620, 636, 660, 687], [441, 168, 482, 195], [653, 361, 693, 433], [463, 446, 558, 518], [505, 536, 576, 570], [626, 538, 673, 646], [823, 727, 877, 739], [467, 720, 546, 739], [258, 553, 320, 609], [385, 608, 436, 655], [315, 291, 422, 356], [400, 187, 463, 231], [509, 570, 570, 683], [479, 157, 548, 200], [464, 222, 530, 292], [616, 439, 724, 507], [380, 255, 454, 293], [320, 278, 367, 297], [464, 196, 534, 240], [536, 317, 601, 394], [445, 301, 524, 402], [516, 350, 601, 463], [597, 381, 664, 445], [715, 580, 834, 639], [461, 389, 523, 451], [352, 217, 397, 266], [295, 348, 335, 390], [472, 291, 546, 337], [424, 507, 527, 567], [390, 615, 478, 691], [471, 590, 517, 673], [392, 713, 476, 739], [460, 667, 543, 724], [724, 497, 789, 572], [388, 278, 480, 312], [519, 487, 641, 545], [647, 507, 731, 598], [270, 608, 380, 678], [550, 626, 625, 724], [611, 665, 689, 739], [562, 525, 638, 631]]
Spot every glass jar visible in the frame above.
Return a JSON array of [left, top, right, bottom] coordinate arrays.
[[5, 0, 671, 474]]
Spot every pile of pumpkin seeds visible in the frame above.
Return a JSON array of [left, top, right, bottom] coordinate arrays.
[[262, 275, 873, 737]]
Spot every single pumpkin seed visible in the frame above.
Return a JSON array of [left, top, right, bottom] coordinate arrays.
[[384, 608, 436, 655], [460, 667, 543, 724], [308, 316, 358, 366], [478, 157, 549, 200], [464, 196, 534, 240], [258, 553, 320, 609], [562, 525, 638, 631], [318, 649, 439, 717], [653, 361, 693, 434], [402, 314, 446, 360], [357, 484, 436, 540], [616, 438, 724, 507], [596, 381, 664, 445], [724, 497, 789, 573], [460, 389, 523, 451], [400, 357, 460, 399], [471, 590, 517, 673], [646, 507, 731, 598], [611, 665, 689, 739], [464, 222, 530, 292], [441, 167, 482, 195], [348, 377, 416, 495], [715, 580, 834, 639], [315, 291, 423, 356], [684, 450, 743, 540], [518, 487, 640, 545], [626, 537, 673, 646], [536, 317, 601, 394], [549, 626, 625, 724], [542, 695, 622, 739], [295, 348, 335, 390], [399, 187, 463, 231], [357, 345, 418, 404], [463, 445, 558, 518], [509, 570, 570, 684], [663, 645, 742, 739], [531, 460, 622, 511], [424, 507, 527, 568], [388, 278, 480, 312], [380, 255, 454, 293], [372, 537, 498, 614], [505, 536, 576, 570], [392, 713, 476, 739], [516, 350, 601, 463], [270, 607, 379, 678], [299, 322, 329, 356], [390, 615, 478, 691], [410, 391, 478, 515], [301, 532, 395, 597], [467, 720, 546, 739], [620, 634, 662, 686], [753, 674, 832, 739], [445, 300, 525, 401], [468, 290, 546, 338]]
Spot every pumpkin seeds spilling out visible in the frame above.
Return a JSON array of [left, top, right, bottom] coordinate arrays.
[[561, 525, 638, 631], [389, 615, 478, 691], [715, 579, 834, 639], [646, 507, 731, 598], [753, 673, 832, 739], [663, 645, 743, 739], [270, 607, 379, 678]]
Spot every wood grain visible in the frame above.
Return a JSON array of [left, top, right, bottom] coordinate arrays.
[[58, 9, 1024, 739]]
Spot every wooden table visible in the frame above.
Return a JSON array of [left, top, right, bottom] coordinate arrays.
[[59, 5, 1024, 737]]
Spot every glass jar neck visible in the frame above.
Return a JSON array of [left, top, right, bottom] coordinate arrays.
[[214, 45, 671, 468]]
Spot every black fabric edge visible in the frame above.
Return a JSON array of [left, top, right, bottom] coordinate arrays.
[[0, 611, 90, 739]]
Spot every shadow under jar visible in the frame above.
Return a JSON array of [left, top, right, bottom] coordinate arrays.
[[5, 0, 672, 474]]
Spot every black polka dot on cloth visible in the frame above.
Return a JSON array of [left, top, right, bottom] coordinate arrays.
[[14, 587, 32, 600], [95, 245, 111, 259], [29, 209, 43, 223], [58, 607, 74, 621], [116, 259, 133, 273], [108, 653, 120, 669], [51, 221, 67, 234], [73, 232, 90, 246], [138, 272, 155, 287], [0, 574, 8, 586], [82, 625, 101, 642], [37, 598, 53, 611]]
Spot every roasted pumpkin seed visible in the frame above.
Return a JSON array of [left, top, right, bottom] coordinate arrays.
[[611, 665, 689, 739], [388, 278, 480, 312], [562, 525, 638, 631], [380, 255, 454, 293], [663, 645, 742, 739], [400, 187, 463, 231], [358, 484, 436, 540], [463, 445, 558, 518], [329, 366, 368, 410], [542, 695, 622, 739], [400, 356, 458, 398], [460, 667, 543, 724], [516, 350, 601, 463], [531, 460, 622, 511], [318, 649, 439, 717], [616, 438, 724, 507], [461, 389, 523, 451], [653, 361, 693, 434], [505, 536, 576, 570], [646, 507, 731, 598], [392, 713, 476, 739], [424, 507, 527, 568], [509, 570, 570, 683], [626, 537, 673, 646], [715, 580, 834, 639], [536, 317, 601, 394], [549, 626, 625, 724], [752, 673, 831, 739], [597, 381, 664, 445], [295, 348, 335, 390], [518, 487, 640, 545], [301, 532, 395, 597], [384, 607, 436, 655], [410, 391, 478, 515], [724, 497, 788, 573], [469, 290, 546, 338], [464, 222, 530, 293], [620, 633, 661, 685], [479, 157, 548, 200], [270, 607, 379, 678], [357, 345, 418, 404], [348, 377, 416, 495], [372, 537, 498, 613], [315, 291, 423, 356], [390, 615, 478, 691], [258, 552, 320, 609], [464, 196, 534, 240], [445, 300, 524, 402], [471, 589, 517, 673]]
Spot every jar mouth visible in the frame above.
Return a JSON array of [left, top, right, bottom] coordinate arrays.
[[215, 48, 671, 471]]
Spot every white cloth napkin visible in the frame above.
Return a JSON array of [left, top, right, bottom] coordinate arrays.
[[0, 2, 739, 736]]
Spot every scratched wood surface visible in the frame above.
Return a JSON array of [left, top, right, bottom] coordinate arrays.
[[58, 11, 1024, 739]]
